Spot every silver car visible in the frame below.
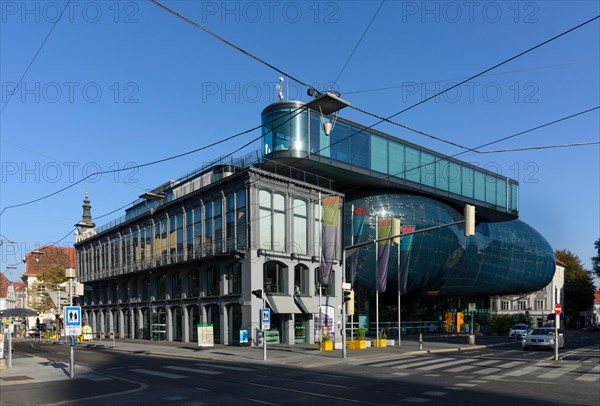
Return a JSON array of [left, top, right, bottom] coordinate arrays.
[[508, 324, 529, 338], [522, 327, 565, 350]]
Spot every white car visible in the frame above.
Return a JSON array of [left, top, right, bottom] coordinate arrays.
[[522, 327, 565, 350], [508, 324, 529, 338]]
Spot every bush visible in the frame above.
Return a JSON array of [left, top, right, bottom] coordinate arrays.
[[355, 328, 367, 340], [490, 315, 514, 335]]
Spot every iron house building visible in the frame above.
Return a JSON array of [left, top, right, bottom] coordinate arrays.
[[75, 162, 343, 345], [75, 97, 555, 345]]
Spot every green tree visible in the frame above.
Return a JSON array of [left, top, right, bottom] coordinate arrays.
[[592, 238, 600, 279], [556, 249, 595, 328], [31, 266, 67, 313]]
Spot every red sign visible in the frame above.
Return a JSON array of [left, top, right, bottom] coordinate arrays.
[[554, 303, 562, 315]]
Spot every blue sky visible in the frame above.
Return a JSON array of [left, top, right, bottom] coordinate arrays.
[[1, 1, 599, 283]]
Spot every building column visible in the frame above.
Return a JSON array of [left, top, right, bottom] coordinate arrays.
[[182, 305, 189, 342]]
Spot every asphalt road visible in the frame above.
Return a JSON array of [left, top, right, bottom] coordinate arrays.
[[4, 331, 599, 405]]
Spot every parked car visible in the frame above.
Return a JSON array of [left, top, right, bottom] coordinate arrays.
[[508, 324, 530, 338], [522, 327, 565, 350]]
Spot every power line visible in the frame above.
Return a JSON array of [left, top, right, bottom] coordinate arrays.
[[333, 1, 385, 86], [148, 0, 311, 89], [0, 0, 72, 115], [478, 141, 600, 154], [0, 106, 305, 217]]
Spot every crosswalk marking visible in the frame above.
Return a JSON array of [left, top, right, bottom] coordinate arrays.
[[473, 360, 501, 366], [575, 365, 600, 382], [538, 364, 579, 379], [131, 369, 185, 379], [446, 365, 479, 373], [165, 366, 223, 375], [474, 367, 503, 375], [368, 356, 419, 368], [502, 366, 542, 377], [417, 359, 473, 371], [496, 361, 526, 369], [392, 357, 453, 369]]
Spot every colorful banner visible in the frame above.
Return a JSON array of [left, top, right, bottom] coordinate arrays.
[[349, 206, 367, 285], [320, 196, 340, 286], [376, 218, 392, 292], [399, 225, 416, 295]]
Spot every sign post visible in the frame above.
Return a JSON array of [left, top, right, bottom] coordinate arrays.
[[554, 303, 561, 361], [64, 306, 81, 378], [261, 307, 270, 361]]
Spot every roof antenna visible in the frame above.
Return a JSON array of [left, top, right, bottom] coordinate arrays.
[[276, 77, 286, 100]]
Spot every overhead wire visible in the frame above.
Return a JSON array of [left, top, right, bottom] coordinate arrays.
[[0, 0, 72, 115], [332, 0, 385, 86]]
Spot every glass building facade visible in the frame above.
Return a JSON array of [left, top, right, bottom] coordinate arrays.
[[262, 101, 519, 218]]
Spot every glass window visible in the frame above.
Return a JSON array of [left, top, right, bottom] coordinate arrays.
[[501, 301, 509, 310], [236, 189, 247, 249], [421, 152, 435, 187], [132, 229, 139, 266], [193, 205, 201, 257], [294, 264, 309, 295], [188, 269, 200, 297], [264, 261, 287, 294], [448, 162, 462, 195], [228, 262, 242, 294], [486, 175, 497, 205], [405, 147, 420, 183], [293, 198, 307, 254], [370, 135, 388, 174], [389, 142, 405, 178], [259, 190, 272, 249], [330, 122, 350, 163], [204, 202, 213, 254], [314, 203, 321, 257], [186, 206, 193, 257], [474, 171, 486, 201], [497, 178, 507, 208], [259, 190, 286, 252], [176, 212, 183, 257], [435, 160, 449, 191], [169, 216, 177, 257], [156, 275, 166, 300], [535, 300, 544, 310], [171, 273, 182, 299], [462, 167, 474, 198], [207, 266, 220, 296], [226, 192, 235, 250], [214, 198, 222, 252], [351, 130, 370, 168]]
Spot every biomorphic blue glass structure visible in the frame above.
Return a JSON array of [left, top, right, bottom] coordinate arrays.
[[261, 101, 555, 296]]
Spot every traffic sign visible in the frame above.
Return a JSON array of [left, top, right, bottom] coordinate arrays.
[[261, 308, 270, 330], [554, 303, 562, 315], [65, 306, 82, 336]]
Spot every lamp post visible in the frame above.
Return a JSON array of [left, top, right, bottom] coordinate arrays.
[[65, 268, 76, 378]]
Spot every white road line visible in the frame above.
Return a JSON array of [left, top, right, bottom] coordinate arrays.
[[195, 363, 254, 372], [417, 358, 472, 371], [245, 382, 381, 405], [446, 365, 479, 373], [503, 366, 542, 377], [351, 355, 418, 366], [402, 397, 430, 403], [165, 366, 223, 375], [575, 365, 600, 382], [473, 360, 502, 366], [455, 383, 477, 387], [368, 356, 421, 368], [496, 361, 526, 369], [422, 391, 447, 397], [130, 369, 186, 379], [391, 357, 453, 369], [538, 363, 579, 379], [474, 367, 503, 375], [423, 374, 440, 377], [392, 372, 410, 377]]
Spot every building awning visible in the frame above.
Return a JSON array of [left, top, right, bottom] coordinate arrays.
[[266, 295, 301, 314], [294, 296, 319, 314]]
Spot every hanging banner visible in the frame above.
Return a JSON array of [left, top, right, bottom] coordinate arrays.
[[376, 218, 392, 292], [399, 225, 416, 295], [350, 206, 367, 285], [320, 196, 340, 285]]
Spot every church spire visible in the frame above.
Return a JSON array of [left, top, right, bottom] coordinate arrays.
[[75, 192, 96, 242]]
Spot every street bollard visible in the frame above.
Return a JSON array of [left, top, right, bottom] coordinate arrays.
[[419, 333, 423, 350]]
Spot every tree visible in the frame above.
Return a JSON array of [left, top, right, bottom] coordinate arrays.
[[592, 238, 600, 279], [556, 249, 595, 328], [30, 266, 67, 313]]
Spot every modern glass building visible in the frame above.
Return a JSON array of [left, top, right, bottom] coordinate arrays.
[[75, 99, 554, 344]]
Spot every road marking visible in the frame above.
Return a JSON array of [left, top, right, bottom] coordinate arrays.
[[503, 366, 543, 377], [163, 396, 186, 401], [496, 361, 526, 369], [391, 357, 453, 369], [165, 366, 223, 375], [131, 369, 185, 379], [473, 360, 502, 366], [402, 397, 429, 403], [195, 363, 254, 372], [538, 363, 579, 379], [417, 358, 472, 371], [446, 365, 479, 373], [81, 373, 112, 382], [351, 355, 417, 366], [575, 365, 600, 382], [392, 372, 410, 377], [245, 382, 381, 405], [422, 391, 447, 397], [455, 383, 477, 387], [368, 356, 420, 368], [474, 367, 503, 375], [468, 380, 488, 384], [423, 374, 440, 377]]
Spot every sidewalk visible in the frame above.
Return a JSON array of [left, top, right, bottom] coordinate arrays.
[[1, 334, 492, 386]]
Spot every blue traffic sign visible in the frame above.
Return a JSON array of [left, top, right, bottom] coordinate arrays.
[[262, 308, 270, 324], [65, 306, 81, 327]]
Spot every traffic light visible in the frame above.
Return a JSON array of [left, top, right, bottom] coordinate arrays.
[[464, 204, 475, 237], [251, 289, 263, 299], [343, 289, 355, 316]]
